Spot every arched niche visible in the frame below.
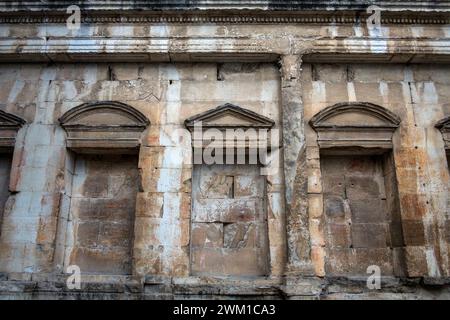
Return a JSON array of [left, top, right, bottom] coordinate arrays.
[[309, 102, 401, 150], [59, 101, 150, 153]]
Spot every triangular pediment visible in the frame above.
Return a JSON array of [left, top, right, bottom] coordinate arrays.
[[0, 109, 26, 128], [185, 103, 275, 130]]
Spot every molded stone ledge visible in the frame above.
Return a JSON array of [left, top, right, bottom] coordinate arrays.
[[1, 275, 450, 299]]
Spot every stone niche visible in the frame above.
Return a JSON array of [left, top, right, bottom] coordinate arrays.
[[185, 103, 276, 277], [59, 101, 149, 275], [0, 109, 25, 237], [436, 117, 450, 247], [310, 102, 405, 277]]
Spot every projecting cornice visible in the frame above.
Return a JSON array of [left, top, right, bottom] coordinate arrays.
[[0, 1, 449, 25], [1, 1, 450, 12], [1, 36, 450, 63], [0, 13, 449, 25]]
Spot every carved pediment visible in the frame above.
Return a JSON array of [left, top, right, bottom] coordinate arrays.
[[0, 109, 26, 149], [0, 109, 26, 128], [59, 101, 150, 153], [59, 101, 149, 130], [436, 116, 450, 149], [185, 103, 276, 150], [310, 102, 400, 129], [185, 103, 275, 130], [310, 102, 401, 149]]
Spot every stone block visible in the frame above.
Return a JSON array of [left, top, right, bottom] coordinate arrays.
[[399, 193, 427, 220], [309, 218, 325, 247], [76, 221, 100, 247], [234, 175, 263, 198], [191, 222, 223, 248], [70, 246, 132, 275], [110, 64, 139, 80], [327, 223, 350, 248], [325, 248, 351, 276], [315, 64, 347, 83], [351, 248, 394, 276], [402, 220, 426, 246], [405, 246, 428, 277], [348, 199, 385, 224], [223, 222, 257, 249], [311, 246, 326, 276], [351, 223, 388, 248], [324, 196, 346, 221], [135, 192, 164, 218], [220, 248, 265, 276], [80, 175, 109, 198], [98, 222, 132, 247], [322, 175, 345, 197]]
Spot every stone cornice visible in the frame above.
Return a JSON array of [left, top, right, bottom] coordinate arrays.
[[0, 12, 449, 25], [1, 1, 450, 12], [1, 37, 450, 62], [0, 1, 450, 25]]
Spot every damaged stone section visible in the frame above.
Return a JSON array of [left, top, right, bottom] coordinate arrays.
[[68, 154, 139, 275], [321, 153, 404, 276], [191, 164, 269, 276]]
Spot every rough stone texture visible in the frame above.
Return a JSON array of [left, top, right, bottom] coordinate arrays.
[[68, 154, 138, 275], [303, 63, 450, 281], [191, 164, 269, 276], [0, 1, 449, 300], [321, 154, 403, 276]]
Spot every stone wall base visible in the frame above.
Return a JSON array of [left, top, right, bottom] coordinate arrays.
[[1, 273, 450, 300]]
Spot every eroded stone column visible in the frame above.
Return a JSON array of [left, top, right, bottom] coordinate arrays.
[[280, 54, 314, 275]]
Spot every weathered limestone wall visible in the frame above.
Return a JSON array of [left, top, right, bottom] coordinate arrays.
[[0, 62, 283, 280], [0, 60, 450, 299], [303, 63, 450, 278]]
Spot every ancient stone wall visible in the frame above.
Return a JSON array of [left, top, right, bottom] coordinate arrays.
[[0, 1, 449, 297], [303, 63, 450, 279], [0, 62, 285, 287]]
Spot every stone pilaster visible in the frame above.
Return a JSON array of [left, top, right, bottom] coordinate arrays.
[[280, 54, 314, 275]]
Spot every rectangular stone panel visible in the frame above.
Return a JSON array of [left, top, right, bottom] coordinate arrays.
[[69, 154, 138, 275], [190, 164, 268, 276], [321, 154, 399, 276]]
